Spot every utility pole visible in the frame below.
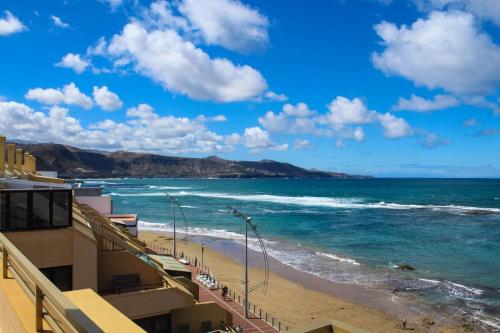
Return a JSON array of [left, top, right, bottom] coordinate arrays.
[[201, 242, 205, 273]]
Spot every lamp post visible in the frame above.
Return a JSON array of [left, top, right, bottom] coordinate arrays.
[[201, 242, 205, 273], [173, 198, 176, 258]]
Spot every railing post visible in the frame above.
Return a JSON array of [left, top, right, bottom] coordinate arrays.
[[35, 285, 43, 332], [2, 246, 8, 278], [279, 321, 281, 331], [259, 308, 262, 318]]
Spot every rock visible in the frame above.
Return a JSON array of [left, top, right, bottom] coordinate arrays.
[[397, 264, 416, 271]]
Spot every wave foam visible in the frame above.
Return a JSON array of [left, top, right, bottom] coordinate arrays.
[[168, 191, 500, 215], [315, 251, 360, 265]]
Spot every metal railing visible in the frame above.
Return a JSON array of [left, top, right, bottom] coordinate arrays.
[[0, 232, 103, 333], [144, 241, 289, 332]]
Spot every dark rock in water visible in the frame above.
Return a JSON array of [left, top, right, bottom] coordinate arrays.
[[398, 264, 416, 271]]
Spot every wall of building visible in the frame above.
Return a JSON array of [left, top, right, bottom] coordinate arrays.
[[171, 302, 233, 333], [76, 196, 112, 215], [104, 287, 195, 320], [5, 229, 74, 268], [72, 230, 98, 291], [98, 250, 162, 292]]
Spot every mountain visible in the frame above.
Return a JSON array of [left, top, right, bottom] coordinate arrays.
[[15, 142, 371, 179]]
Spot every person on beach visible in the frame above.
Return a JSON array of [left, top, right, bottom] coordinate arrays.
[[402, 317, 407, 330], [222, 285, 228, 300]]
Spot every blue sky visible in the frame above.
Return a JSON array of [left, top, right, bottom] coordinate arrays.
[[0, 0, 499, 177]]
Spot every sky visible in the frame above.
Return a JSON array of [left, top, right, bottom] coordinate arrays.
[[0, 0, 499, 177]]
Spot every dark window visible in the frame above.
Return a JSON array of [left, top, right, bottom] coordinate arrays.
[[52, 191, 70, 227], [134, 314, 171, 333], [0, 193, 6, 230], [202, 321, 212, 333], [40, 265, 73, 291], [178, 324, 189, 333], [32, 192, 50, 228], [9, 192, 28, 230]]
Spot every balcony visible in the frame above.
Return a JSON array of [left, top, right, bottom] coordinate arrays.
[[0, 188, 72, 231]]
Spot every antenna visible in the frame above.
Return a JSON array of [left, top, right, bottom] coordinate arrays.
[[227, 206, 269, 318], [166, 193, 189, 258]]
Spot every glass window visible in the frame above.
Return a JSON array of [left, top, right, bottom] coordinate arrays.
[[40, 266, 73, 291], [32, 192, 50, 228], [9, 192, 28, 230], [52, 191, 70, 227], [0, 193, 6, 230]]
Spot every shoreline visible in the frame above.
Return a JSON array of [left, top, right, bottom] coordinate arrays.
[[139, 229, 474, 333]]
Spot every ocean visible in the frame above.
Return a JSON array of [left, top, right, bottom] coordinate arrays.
[[83, 178, 500, 330]]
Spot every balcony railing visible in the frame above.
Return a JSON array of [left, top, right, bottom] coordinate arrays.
[[0, 188, 72, 232], [0, 232, 102, 332]]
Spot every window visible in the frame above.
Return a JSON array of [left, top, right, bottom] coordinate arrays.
[[0, 189, 72, 231], [134, 314, 171, 333], [202, 321, 213, 333], [0, 193, 6, 230], [9, 192, 28, 230], [40, 265, 73, 292], [53, 191, 70, 227], [32, 192, 50, 228]]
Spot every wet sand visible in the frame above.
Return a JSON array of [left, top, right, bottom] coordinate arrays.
[[139, 230, 476, 333]]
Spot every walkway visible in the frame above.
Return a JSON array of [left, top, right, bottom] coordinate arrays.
[[190, 267, 278, 333]]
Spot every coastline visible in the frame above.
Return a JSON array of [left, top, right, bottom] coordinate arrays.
[[139, 230, 472, 333]]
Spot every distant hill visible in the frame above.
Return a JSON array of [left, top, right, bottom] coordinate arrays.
[[15, 142, 371, 179]]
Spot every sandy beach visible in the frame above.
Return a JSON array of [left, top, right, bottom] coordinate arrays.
[[139, 230, 475, 333]]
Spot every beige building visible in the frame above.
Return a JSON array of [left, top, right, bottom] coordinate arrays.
[[0, 135, 233, 333]]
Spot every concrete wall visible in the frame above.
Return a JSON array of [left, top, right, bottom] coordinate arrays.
[[104, 287, 195, 320], [5, 228, 99, 292], [171, 302, 233, 333], [98, 251, 162, 292], [76, 196, 112, 215], [72, 230, 98, 291], [0, 283, 26, 333], [5, 229, 73, 268]]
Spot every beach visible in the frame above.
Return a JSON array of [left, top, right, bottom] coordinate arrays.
[[139, 230, 474, 333]]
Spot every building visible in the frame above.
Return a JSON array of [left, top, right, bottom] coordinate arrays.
[[0, 135, 234, 333]]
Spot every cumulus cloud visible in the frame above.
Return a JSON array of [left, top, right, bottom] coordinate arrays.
[[414, 0, 500, 25], [419, 132, 450, 149], [0, 11, 26, 36], [50, 15, 69, 29], [0, 100, 248, 154], [393, 94, 460, 112], [92, 86, 123, 111], [100, 0, 125, 10], [25, 83, 93, 109], [243, 127, 288, 153], [56, 53, 90, 73], [264, 91, 288, 102], [293, 139, 313, 149], [178, 0, 269, 53], [372, 11, 500, 95], [105, 22, 267, 102], [259, 97, 413, 144]]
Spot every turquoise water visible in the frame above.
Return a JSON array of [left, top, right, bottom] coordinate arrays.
[[86, 178, 500, 329]]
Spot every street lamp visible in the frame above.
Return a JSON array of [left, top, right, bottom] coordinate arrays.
[[166, 193, 189, 259], [228, 207, 269, 319]]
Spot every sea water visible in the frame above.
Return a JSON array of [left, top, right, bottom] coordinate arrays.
[[84, 178, 500, 330]]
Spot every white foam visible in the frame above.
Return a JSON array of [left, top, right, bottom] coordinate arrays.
[[168, 191, 500, 214], [450, 282, 484, 295], [315, 251, 360, 265], [110, 192, 165, 197], [418, 278, 440, 284], [147, 185, 193, 190]]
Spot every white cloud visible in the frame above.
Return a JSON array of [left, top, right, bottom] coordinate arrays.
[[293, 139, 313, 149], [106, 22, 267, 102], [419, 131, 450, 149], [259, 97, 414, 143], [243, 127, 288, 153], [210, 115, 228, 122], [283, 102, 315, 117], [377, 113, 414, 138], [264, 91, 288, 102], [56, 53, 90, 73], [463, 117, 477, 127], [25, 83, 93, 109], [50, 15, 69, 29], [414, 0, 500, 25], [0, 100, 245, 154], [178, 0, 269, 53], [372, 11, 500, 95], [393, 94, 460, 112], [100, 0, 125, 10], [0, 11, 26, 36], [92, 86, 123, 111]]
